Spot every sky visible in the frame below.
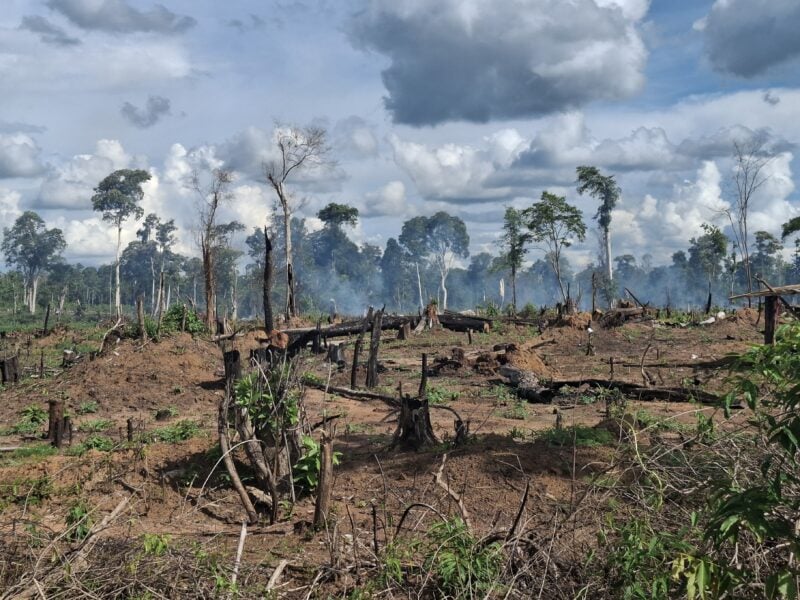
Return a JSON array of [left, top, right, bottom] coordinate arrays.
[[1, 0, 799, 270]]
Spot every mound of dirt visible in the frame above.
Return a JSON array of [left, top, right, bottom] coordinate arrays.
[[505, 342, 556, 379], [730, 307, 760, 324], [556, 312, 592, 329]]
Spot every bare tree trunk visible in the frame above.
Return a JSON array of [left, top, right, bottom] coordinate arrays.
[[115, 223, 122, 318], [282, 197, 296, 320], [511, 264, 517, 313], [263, 227, 274, 331], [202, 241, 216, 330], [439, 268, 448, 311], [604, 229, 613, 283], [416, 263, 424, 312]]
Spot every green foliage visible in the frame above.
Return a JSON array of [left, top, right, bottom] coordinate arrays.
[[65, 499, 93, 542], [518, 302, 538, 319], [426, 385, 458, 405], [79, 435, 115, 452], [149, 419, 201, 443], [77, 401, 99, 415], [502, 400, 528, 420], [91, 169, 150, 225], [292, 435, 341, 494], [142, 533, 171, 556], [161, 304, 205, 335], [421, 518, 503, 597], [0, 474, 53, 509], [10, 404, 47, 434], [80, 418, 113, 433], [538, 425, 614, 448], [235, 370, 299, 433]]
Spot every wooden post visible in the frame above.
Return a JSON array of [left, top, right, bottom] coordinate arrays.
[[127, 418, 134, 442], [137, 295, 146, 342], [467, 328, 473, 345], [418, 353, 428, 398], [313, 432, 334, 529], [39, 350, 44, 377], [42, 303, 51, 336], [365, 310, 383, 389], [0, 355, 19, 385], [764, 295, 779, 345], [591, 272, 597, 314], [63, 416, 72, 446], [180, 303, 187, 332], [48, 399, 64, 445], [609, 356, 615, 381]]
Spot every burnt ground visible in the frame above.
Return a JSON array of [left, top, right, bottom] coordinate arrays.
[[0, 308, 768, 598]]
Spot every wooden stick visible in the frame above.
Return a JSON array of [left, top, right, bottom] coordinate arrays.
[[433, 454, 472, 533], [266, 559, 289, 591], [230, 520, 248, 590]]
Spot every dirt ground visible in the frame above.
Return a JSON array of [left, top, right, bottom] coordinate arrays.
[[0, 308, 769, 597]]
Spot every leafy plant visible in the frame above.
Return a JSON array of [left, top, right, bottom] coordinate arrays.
[[10, 404, 47, 434], [142, 533, 171, 556], [80, 418, 113, 433], [502, 399, 528, 420], [149, 419, 201, 443], [77, 401, 99, 415], [538, 425, 614, 448], [65, 499, 93, 542], [292, 435, 341, 494], [422, 518, 503, 597], [426, 385, 458, 405]]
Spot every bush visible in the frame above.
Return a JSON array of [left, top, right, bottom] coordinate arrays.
[[293, 435, 341, 494]]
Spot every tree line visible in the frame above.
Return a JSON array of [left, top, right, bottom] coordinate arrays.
[[2, 128, 798, 323]]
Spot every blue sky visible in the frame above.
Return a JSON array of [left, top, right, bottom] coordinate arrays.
[[1, 0, 799, 269]]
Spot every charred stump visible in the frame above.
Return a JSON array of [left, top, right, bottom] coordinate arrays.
[[365, 309, 383, 389], [263, 227, 274, 332], [392, 396, 438, 451], [0, 355, 19, 385]]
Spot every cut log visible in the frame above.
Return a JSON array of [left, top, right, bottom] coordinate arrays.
[[0, 355, 19, 384], [438, 314, 490, 333]]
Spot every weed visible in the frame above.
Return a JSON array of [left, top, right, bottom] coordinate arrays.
[[10, 404, 47, 434], [80, 418, 113, 433], [79, 435, 116, 452], [0, 444, 57, 465], [293, 435, 341, 494], [76, 401, 99, 415], [422, 518, 503, 597], [65, 499, 92, 542], [0, 474, 53, 509], [149, 419, 201, 443], [426, 385, 458, 405], [537, 425, 614, 447], [502, 400, 528, 420], [508, 426, 528, 440], [142, 533, 171, 556]]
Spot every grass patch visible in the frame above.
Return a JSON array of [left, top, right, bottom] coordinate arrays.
[[148, 419, 202, 443], [537, 425, 615, 448], [0, 444, 57, 466], [80, 418, 114, 433], [76, 401, 99, 415]]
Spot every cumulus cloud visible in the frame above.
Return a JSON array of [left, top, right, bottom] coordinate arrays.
[[37, 139, 134, 209], [47, 0, 196, 35], [120, 95, 172, 128], [19, 15, 81, 46], [227, 14, 266, 33], [389, 129, 528, 203], [347, 0, 648, 125], [0, 189, 23, 229], [360, 180, 414, 217], [0, 133, 46, 178], [702, 0, 800, 77], [333, 116, 379, 159]]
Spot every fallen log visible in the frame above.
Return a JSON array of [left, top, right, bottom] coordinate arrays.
[[438, 314, 491, 333], [303, 380, 398, 407]]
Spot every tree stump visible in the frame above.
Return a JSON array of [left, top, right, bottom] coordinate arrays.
[[365, 310, 383, 389], [48, 399, 64, 446], [0, 355, 19, 385], [397, 321, 411, 340], [392, 396, 438, 451], [313, 433, 334, 529]]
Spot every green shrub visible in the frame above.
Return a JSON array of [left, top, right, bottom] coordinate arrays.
[[149, 419, 201, 443], [422, 518, 503, 597], [65, 500, 92, 542], [538, 425, 614, 447], [80, 418, 113, 433], [293, 435, 341, 494], [76, 401, 99, 415]]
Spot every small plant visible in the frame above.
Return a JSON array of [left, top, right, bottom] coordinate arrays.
[[10, 404, 47, 434], [508, 426, 528, 440], [65, 499, 93, 542], [77, 401, 99, 415], [301, 372, 324, 386], [171, 386, 183, 395], [80, 418, 113, 433], [422, 518, 503, 596], [142, 533, 171, 556], [80, 435, 115, 452], [149, 419, 201, 443], [426, 385, 458, 405], [162, 304, 205, 335], [293, 435, 341, 494], [538, 425, 614, 448], [502, 399, 528, 420]]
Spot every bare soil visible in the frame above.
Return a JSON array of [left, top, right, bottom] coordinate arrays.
[[0, 309, 770, 597]]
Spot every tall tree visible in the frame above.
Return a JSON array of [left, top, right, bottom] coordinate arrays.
[[192, 168, 233, 330], [92, 169, 150, 317], [1, 211, 66, 314], [523, 191, 586, 304], [399, 212, 469, 310], [264, 125, 331, 320], [723, 137, 774, 298], [687, 224, 728, 309], [497, 207, 531, 313], [576, 166, 621, 287], [381, 237, 413, 312]]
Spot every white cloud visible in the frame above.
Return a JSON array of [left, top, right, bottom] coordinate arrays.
[[361, 180, 414, 217], [0, 133, 46, 178], [37, 139, 133, 209], [0, 189, 22, 229]]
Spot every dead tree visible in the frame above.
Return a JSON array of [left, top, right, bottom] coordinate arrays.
[[392, 354, 438, 450], [0, 355, 19, 385], [263, 227, 274, 332], [365, 309, 383, 389]]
